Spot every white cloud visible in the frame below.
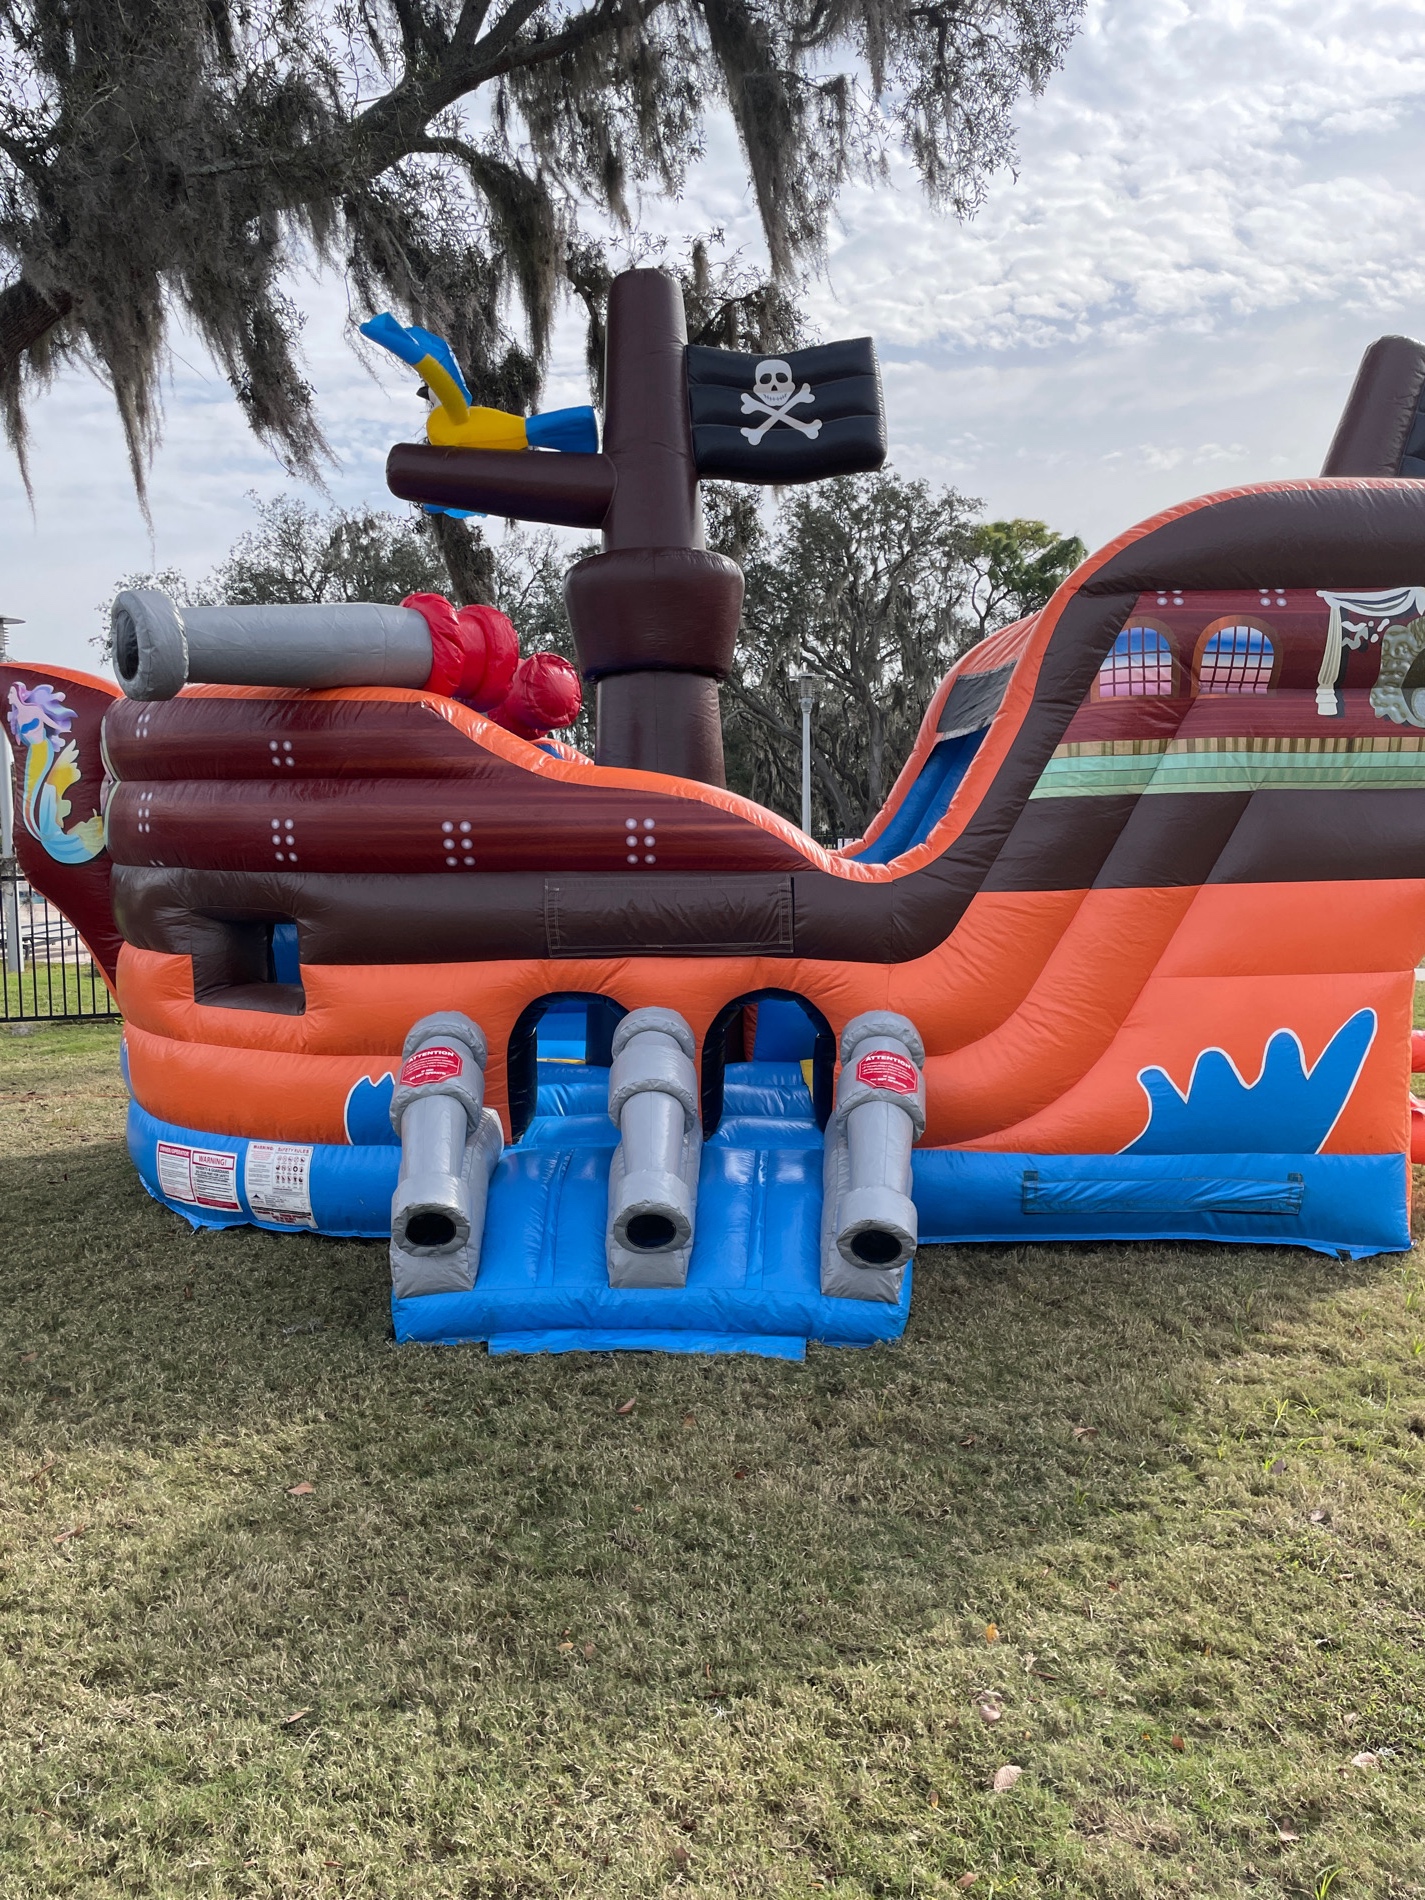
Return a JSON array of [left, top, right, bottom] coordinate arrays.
[[5, 0, 1425, 675]]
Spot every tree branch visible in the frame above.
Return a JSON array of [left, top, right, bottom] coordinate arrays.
[[454, 0, 545, 68], [0, 277, 73, 368], [0, 127, 49, 186]]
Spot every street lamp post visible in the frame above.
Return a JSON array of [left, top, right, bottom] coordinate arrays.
[[794, 670, 819, 836]]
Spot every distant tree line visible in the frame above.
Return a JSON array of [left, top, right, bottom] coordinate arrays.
[[106, 477, 1083, 838]]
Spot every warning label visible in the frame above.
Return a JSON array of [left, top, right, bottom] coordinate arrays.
[[244, 1142, 315, 1228], [156, 1141, 240, 1210], [398, 1043, 464, 1088], [855, 1050, 919, 1095]]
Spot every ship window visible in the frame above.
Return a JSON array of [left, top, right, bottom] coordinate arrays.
[[1096, 625, 1175, 697], [1196, 623, 1275, 694]]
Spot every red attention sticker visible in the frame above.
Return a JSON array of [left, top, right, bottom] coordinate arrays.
[[856, 1050, 918, 1094], [399, 1044, 464, 1088]]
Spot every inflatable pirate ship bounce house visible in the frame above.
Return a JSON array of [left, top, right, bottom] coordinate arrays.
[[10, 278, 1425, 1359]]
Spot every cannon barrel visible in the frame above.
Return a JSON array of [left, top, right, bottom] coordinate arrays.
[[111, 589, 435, 701], [821, 1010, 925, 1301], [605, 1007, 702, 1289], [389, 1013, 503, 1299]]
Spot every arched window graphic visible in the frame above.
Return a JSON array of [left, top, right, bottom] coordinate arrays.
[[1194, 621, 1276, 694], [1095, 623, 1176, 698]]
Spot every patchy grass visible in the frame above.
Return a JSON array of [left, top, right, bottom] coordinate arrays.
[[2, 1022, 1425, 1898]]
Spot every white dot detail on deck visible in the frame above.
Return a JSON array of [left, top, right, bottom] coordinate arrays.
[[441, 818, 474, 868], [625, 815, 657, 866]]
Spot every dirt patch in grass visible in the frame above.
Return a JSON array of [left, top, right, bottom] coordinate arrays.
[[2, 1022, 1424, 1896]]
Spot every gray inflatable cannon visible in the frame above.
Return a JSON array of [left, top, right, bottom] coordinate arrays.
[[389, 1012, 504, 1299], [605, 1007, 703, 1289], [821, 1010, 926, 1302], [111, 590, 444, 700]]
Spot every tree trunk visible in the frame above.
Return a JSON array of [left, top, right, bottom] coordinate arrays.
[[0, 279, 73, 383], [427, 513, 496, 607]]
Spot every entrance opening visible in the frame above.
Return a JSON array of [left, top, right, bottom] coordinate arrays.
[[190, 916, 305, 1015], [699, 990, 836, 1135], [507, 992, 627, 1139]]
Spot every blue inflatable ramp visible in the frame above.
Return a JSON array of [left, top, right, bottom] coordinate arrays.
[[394, 1060, 910, 1358]]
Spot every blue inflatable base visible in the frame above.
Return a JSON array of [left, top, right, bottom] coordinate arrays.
[[914, 1149, 1409, 1259], [125, 1055, 1411, 1358], [126, 1064, 911, 1357]]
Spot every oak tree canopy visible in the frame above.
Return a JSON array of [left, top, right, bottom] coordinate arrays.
[[1, 0, 1083, 494]]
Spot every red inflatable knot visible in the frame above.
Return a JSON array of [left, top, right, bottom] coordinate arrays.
[[490, 652, 583, 741]]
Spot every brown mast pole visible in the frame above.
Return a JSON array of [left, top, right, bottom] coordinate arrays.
[[386, 267, 743, 785], [563, 270, 743, 786]]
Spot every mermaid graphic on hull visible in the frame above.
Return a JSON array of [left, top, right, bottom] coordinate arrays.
[[6, 682, 106, 864]]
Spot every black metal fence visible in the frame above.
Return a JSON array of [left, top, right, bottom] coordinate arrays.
[[1, 860, 119, 1023]]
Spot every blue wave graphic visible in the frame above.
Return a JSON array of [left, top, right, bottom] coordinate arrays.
[[344, 1073, 398, 1147], [1124, 1009, 1377, 1156]]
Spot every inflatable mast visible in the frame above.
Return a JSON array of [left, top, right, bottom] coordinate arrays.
[[388, 268, 886, 785]]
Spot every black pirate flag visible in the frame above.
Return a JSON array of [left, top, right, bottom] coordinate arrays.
[[685, 338, 887, 484]]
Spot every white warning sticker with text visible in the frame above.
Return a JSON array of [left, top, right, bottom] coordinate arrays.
[[244, 1142, 315, 1227], [156, 1141, 240, 1210]]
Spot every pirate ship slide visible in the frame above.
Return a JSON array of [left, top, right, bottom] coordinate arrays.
[[9, 284, 1425, 1359]]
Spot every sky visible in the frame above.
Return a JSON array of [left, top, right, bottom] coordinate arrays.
[[5, 0, 1425, 674]]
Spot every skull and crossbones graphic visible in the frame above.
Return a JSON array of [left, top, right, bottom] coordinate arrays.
[[739, 359, 822, 445]]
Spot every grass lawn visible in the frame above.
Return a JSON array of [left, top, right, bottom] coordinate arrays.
[[3, 1022, 1425, 1898]]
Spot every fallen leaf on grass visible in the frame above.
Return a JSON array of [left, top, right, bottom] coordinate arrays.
[[52, 1525, 86, 1545], [733, 1467, 749, 1480], [20, 1351, 37, 1363], [1170, 1735, 1186, 1751], [1351, 1751, 1380, 1769], [984, 1622, 999, 1644], [682, 1413, 696, 1429], [958, 1876, 979, 1890], [928, 1791, 939, 1808], [959, 1435, 978, 1447], [670, 1844, 690, 1869], [1072, 1425, 1099, 1441], [28, 1459, 56, 1484], [1268, 1457, 1288, 1476], [992, 1764, 1022, 1793], [287, 1482, 315, 1497], [280, 1708, 312, 1726], [976, 1699, 1002, 1725], [1276, 1828, 1300, 1844], [558, 1641, 574, 1652], [583, 1643, 595, 1660], [615, 1398, 636, 1415]]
